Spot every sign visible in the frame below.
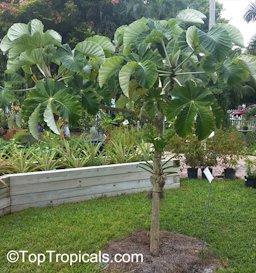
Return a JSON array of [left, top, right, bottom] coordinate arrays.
[[203, 167, 214, 183]]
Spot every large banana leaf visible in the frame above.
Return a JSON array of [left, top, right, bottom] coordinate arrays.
[[23, 79, 81, 138], [167, 81, 222, 140]]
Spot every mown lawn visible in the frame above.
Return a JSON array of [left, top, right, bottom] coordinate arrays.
[[0, 179, 255, 273]]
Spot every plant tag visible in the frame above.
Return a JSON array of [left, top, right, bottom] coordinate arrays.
[[203, 167, 214, 183]]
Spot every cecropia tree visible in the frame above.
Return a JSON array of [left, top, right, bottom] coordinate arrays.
[[98, 9, 256, 255]]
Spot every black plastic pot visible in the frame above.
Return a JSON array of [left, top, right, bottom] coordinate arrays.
[[187, 168, 198, 179], [245, 176, 256, 188], [224, 168, 236, 179], [201, 168, 213, 179]]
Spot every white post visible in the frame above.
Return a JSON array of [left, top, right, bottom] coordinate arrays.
[[209, 0, 216, 29]]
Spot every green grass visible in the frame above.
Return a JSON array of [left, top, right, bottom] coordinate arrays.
[[0, 179, 255, 273]]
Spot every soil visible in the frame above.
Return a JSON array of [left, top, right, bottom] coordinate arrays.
[[103, 230, 218, 273]]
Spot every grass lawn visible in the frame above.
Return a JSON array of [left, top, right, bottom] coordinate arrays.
[[0, 179, 255, 273]]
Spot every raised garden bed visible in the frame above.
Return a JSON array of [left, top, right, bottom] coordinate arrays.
[[0, 160, 180, 215]]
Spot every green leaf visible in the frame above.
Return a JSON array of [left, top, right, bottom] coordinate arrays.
[[221, 59, 249, 85], [145, 29, 164, 44], [44, 30, 62, 45], [28, 105, 41, 139], [76, 40, 105, 61], [174, 104, 197, 137], [217, 23, 244, 47], [87, 35, 115, 53], [238, 55, 256, 81], [29, 19, 44, 34], [211, 100, 223, 129], [176, 9, 206, 25], [81, 90, 100, 115], [198, 26, 232, 62], [137, 61, 158, 89], [99, 56, 124, 87], [167, 81, 218, 140], [186, 26, 200, 51], [7, 23, 29, 41], [0, 35, 12, 53], [44, 101, 60, 135], [195, 106, 215, 140], [57, 46, 85, 72], [0, 87, 14, 108], [123, 18, 149, 49], [119, 62, 139, 97], [23, 79, 81, 135]]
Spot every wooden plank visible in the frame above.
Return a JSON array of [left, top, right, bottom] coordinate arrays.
[[11, 179, 153, 206], [11, 181, 180, 212], [9, 162, 146, 186], [9, 160, 178, 186], [0, 206, 11, 216], [0, 197, 10, 210], [10, 170, 151, 195], [11, 175, 179, 206]]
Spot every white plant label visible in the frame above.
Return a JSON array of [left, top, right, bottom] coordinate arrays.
[[203, 167, 214, 183]]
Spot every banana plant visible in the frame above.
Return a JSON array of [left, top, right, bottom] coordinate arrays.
[[98, 9, 256, 256], [0, 20, 115, 138]]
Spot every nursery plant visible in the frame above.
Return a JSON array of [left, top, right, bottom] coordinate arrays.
[[211, 129, 244, 179]]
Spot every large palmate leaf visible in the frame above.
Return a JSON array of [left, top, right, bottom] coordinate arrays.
[[186, 26, 200, 51], [76, 40, 105, 61], [81, 89, 101, 115], [217, 23, 244, 47], [176, 9, 206, 25], [44, 102, 60, 135], [119, 60, 158, 97], [167, 81, 221, 140], [56, 45, 85, 73], [119, 62, 138, 97], [198, 25, 232, 62], [99, 56, 124, 87], [28, 105, 41, 139], [0, 87, 14, 108], [23, 79, 81, 138], [7, 23, 29, 41], [123, 18, 149, 49], [87, 35, 115, 54]]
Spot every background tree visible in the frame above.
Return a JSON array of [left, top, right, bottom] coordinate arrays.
[[244, 1, 256, 54]]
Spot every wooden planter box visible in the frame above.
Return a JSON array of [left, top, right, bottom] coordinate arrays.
[[0, 161, 180, 215]]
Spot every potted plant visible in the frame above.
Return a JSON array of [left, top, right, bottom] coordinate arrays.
[[183, 136, 204, 179], [200, 149, 217, 179], [211, 129, 244, 179], [245, 158, 256, 188]]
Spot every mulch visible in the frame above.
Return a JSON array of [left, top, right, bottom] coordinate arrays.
[[102, 230, 218, 273]]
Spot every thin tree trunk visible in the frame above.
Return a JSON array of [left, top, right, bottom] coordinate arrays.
[[150, 113, 165, 256]]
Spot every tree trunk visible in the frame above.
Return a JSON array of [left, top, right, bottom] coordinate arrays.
[[150, 151, 165, 256], [150, 113, 165, 256]]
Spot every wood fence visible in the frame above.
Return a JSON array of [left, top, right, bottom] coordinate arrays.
[[0, 161, 180, 216]]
